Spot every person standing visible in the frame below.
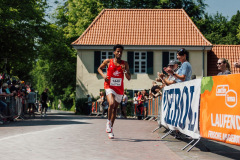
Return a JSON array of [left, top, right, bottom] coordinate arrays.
[[98, 44, 131, 139], [166, 48, 192, 82], [217, 58, 231, 75], [86, 94, 92, 115], [121, 91, 128, 119], [40, 88, 48, 117], [27, 88, 36, 118]]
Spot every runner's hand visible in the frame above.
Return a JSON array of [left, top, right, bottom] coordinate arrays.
[[121, 64, 126, 72], [104, 75, 109, 81]]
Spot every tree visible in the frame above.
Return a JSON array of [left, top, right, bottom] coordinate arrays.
[[31, 23, 76, 109], [55, 0, 104, 41], [155, 0, 207, 22], [196, 11, 240, 44], [0, 0, 48, 80], [237, 24, 240, 40]]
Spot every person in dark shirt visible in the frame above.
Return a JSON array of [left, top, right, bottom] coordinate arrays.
[[40, 88, 48, 117], [9, 80, 18, 96]]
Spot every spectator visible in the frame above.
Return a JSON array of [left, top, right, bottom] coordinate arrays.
[[21, 87, 27, 117], [217, 58, 231, 75], [166, 48, 192, 82], [58, 100, 61, 110], [86, 94, 92, 115], [121, 91, 128, 119], [40, 88, 49, 117], [15, 84, 23, 119], [233, 59, 240, 68], [143, 90, 149, 119], [97, 91, 104, 113], [136, 91, 144, 119], [0, 80, 7, 118], [158, 60, 179, 86], [101, 92, 108, 118], [27, 88, 36, 118], [150, 81, 162, 98], [133, 93, 138, 117], [2, 83, 12, 116]]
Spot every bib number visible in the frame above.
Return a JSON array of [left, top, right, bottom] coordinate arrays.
[[110, 78, 122, 86]]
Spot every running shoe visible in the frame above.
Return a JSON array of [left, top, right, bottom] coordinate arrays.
[[108, 132, 114, 139], [106, 121, 112, 133]]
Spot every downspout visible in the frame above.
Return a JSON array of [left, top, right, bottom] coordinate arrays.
[[202, 46, 205, 77]]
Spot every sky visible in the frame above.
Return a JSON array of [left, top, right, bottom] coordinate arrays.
[[46, 0, 240, 20], [204, 0, 240, 19]]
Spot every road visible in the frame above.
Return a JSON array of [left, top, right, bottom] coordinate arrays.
[[0, 110, 239, 160]]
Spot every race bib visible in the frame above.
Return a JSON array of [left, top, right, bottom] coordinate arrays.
[[110, 78, 122, 86]]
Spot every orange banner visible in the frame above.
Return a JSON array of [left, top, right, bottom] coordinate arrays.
[[200, 74, 240, 145]]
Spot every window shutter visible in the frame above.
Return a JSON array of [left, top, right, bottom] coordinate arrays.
[[147, 51, 153, 74], [162, 52, 169, 74], [127, 51, 134, 74], [94, 51, 101, 73]]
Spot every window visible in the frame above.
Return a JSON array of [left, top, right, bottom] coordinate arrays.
[[169, 52, 177, 61], [101, 51, 114, 72], [134, 51, 147, 73]]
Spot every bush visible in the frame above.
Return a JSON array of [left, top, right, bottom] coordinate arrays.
[[126, 101, 134, 116], [76, 98, 88, 115]]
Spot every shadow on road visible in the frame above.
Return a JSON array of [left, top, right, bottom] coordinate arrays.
[[158, 128, 240, 159]]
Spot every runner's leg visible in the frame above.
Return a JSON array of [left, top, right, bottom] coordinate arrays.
[[111, 100, 119, 126], [107, 93, 115, 121], [106, 94, 119, 127]]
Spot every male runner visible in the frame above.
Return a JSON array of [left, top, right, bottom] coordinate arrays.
[[98, 44, 131, 139]]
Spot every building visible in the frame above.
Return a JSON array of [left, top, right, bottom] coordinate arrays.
[[72, 9, 213, 99], [207, 45, 240, 76]]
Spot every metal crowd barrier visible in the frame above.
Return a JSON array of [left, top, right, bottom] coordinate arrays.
[[90, 101, 137, 118], [91, 101, 102, 116], [147, 96, 161, 119], [0, 95, 40, 122]]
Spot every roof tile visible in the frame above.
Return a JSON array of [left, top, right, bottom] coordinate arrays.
[[72, 9, 212, 46]]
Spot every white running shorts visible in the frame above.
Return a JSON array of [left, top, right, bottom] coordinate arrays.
[[105, 89, 123, 103]]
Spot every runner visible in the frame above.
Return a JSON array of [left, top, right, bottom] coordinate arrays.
[[98, 44, 131, 139]]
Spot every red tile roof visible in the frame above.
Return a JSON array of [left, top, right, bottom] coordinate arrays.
[[72, 9, 212, 46], [208, 45, 240, 76]]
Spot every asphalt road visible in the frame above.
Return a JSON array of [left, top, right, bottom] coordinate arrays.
[[0, 110, 239, 160]]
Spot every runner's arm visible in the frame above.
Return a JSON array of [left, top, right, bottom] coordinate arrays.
[[98, 59, 110, 81], [124, 62, 131, 80]]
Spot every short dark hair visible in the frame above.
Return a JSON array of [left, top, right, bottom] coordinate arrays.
[[113, 44, 124, 51], [177, 48, 189, 57]]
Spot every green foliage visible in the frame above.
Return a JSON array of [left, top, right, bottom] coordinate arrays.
[[196, 11, 240, 44], [126, 101, 134, 116], [0, 0, 48, 80], [156, 0, 207, 22], [201, 76, 213, 94], [237, 25, 240, 40], [30, 22, 76, 110], [76, 98, 89, 114], [55, 0, 104, 40]]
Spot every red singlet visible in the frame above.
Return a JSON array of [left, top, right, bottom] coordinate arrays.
[[104, 59, 124, 95]]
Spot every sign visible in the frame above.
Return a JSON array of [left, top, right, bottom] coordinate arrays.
[[200, 74, 240, 145], [161, 79, 201, 139]]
